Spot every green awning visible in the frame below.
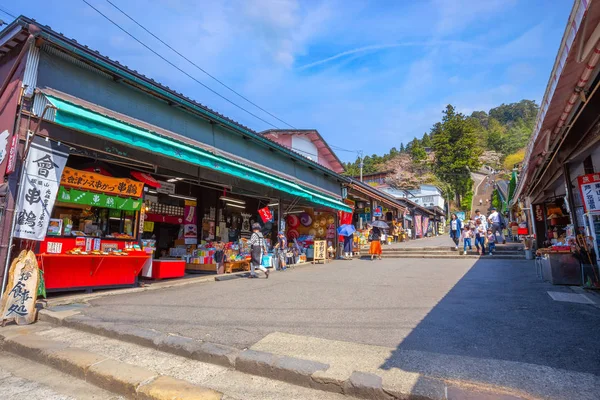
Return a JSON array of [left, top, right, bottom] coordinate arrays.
[[45, 95, 352, 213]]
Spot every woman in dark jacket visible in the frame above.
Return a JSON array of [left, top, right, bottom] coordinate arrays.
[[449, 213, 462, 250]]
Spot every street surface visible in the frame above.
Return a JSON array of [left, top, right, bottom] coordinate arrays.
[[75, 256, 600, 399]]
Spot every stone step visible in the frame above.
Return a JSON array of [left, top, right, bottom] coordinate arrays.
[[0, 321, 348, 400]]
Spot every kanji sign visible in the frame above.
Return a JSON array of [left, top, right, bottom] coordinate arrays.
[[60, 167, 144, 197], [313, 240, 327, 262], [0, 250, 39, 325], [577, 173, 600, 212], [258, 206, 273, 223], [14, 137, 68, 241], [57, 187, 142, 211], [184, 200, 197, 239]]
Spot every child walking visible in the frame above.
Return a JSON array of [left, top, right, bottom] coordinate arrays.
[[475, 219, 486, 255], [462, 226, 473, 253], [487, 229, 496, 256]]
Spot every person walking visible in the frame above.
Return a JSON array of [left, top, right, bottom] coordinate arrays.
[[474, 209, 487, 230], [449, 213, 462, 250], [487, 207, 505, 244], [248, 223, 269, 278], [474, 219, 486, 255], [368, 225, 382, 261], [462, 226, 473, 253], [343, 233, 354, 259], [274, 231, 287, 271], [487, 228, 496, 256]]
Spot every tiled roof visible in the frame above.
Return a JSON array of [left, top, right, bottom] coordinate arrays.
[[3, 15, 345, 181]]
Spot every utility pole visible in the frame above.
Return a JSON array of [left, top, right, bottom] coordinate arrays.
[[358, 150, 364, 182]]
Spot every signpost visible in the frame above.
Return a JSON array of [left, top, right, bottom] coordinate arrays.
[[312, 240, 327, 264]]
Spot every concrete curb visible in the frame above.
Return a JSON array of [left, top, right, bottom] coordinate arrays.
[[0, 325, 224, 399], [38, 309, 448, 400]]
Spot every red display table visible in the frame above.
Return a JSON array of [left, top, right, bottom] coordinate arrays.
[[38, 253, 149, 292], [151, 260, 185, 279]]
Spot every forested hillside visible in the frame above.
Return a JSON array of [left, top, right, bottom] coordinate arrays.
[[343, 100, 538, 209]]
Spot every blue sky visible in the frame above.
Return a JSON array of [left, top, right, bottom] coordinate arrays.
[[3, 0, 572, 161]]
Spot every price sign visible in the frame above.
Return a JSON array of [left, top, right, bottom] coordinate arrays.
[[46, 242, 63, 254]]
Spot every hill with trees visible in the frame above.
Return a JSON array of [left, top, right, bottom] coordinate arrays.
[[342, 99, 538, 211]]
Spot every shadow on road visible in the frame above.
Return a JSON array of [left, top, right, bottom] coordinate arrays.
[[380, 257, 600, 397]]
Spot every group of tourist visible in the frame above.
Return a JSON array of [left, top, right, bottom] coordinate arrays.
[[449, 207, 506, 255]]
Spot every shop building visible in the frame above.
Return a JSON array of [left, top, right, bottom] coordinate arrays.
[[260, 129, 345, 173], [0, 17, 351, 291], [513, 0, 600, 286]]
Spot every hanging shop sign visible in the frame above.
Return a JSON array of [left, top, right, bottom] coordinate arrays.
[[5, 133, 18, 175], [577, 173, 600, 212], [422, 217, 429, 236], [414, 215, 423, 237], [156, 180, 175, 194], [258, 206, 273, 223], [374, 206, 383, 217], [0, 250, 39, 325], [184, 200, 197, 238], [534, 204, 544, 222], [57, 187, 142, 211], [60, 167, 144, 197], [14, 137, 69, 241]]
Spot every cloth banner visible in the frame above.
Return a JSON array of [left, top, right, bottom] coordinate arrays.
[[414, 215, 422, 237], [14, 137, 69, 241], [57, 187, 142, 211], [339, 211, 352, 225], [61, 167, 144, 197], [422, 217, 429, 236], [184, 200, 197, 238], [258, 206, 273, 223]]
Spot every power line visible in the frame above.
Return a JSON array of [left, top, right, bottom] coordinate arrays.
[[81, 0, 280, 129], [0, 6, 16, 19], [103, 0, 295, 130]]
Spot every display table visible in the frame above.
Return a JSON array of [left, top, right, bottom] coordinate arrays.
[[151, 260, 185, 279], [38, 253, 150, 292], [538, 251, 581, 285], [224, 260, 250, 273]]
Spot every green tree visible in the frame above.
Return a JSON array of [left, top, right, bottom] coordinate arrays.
[[421, 132, 432, 148], [399, 143, 405, 153], [486, 118, 506, 152], [470, 110, 489, 129], [433, 105, 483, 208], [410, 138, 427, 162], [489, 100, 538, 126]]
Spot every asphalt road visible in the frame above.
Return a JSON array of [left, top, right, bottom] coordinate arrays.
[[82, 257, 600, 377]]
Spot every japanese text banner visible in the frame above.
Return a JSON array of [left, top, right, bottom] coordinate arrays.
[[14, 137, 69, 241], [60, 167, 144, 197], [57, 187, 142, 211]]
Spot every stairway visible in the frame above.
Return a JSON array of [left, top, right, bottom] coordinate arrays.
[[380, 244, 525, 260]]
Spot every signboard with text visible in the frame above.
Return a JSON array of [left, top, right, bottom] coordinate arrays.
[[14, 137, 69, 241], [61, 167, 144, 197], [313, 240, 327, 262], [578, 173, 600, 212]]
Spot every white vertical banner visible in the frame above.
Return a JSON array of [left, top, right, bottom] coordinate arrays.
[[13, 137, 69, 241]]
